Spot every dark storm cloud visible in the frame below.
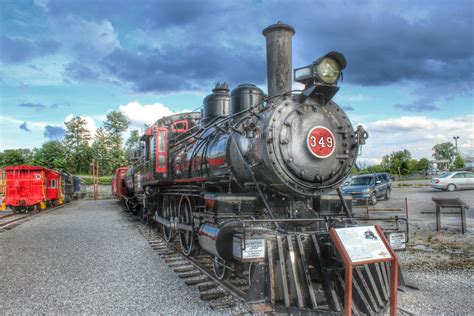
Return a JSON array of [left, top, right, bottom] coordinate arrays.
[[0, 35, 60, 63], [394, 102, 440, 112], [33, 0, 473, 94], [19, 122, 31, 132], [44, 125, 66, 140], [63, 62, 100, 82], [102, 44, 265, 92]]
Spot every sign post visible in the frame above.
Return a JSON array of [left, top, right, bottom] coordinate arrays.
[[329, 225, 398, 316]]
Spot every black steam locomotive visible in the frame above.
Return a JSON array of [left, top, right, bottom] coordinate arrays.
[[119, 22, 392, 314]]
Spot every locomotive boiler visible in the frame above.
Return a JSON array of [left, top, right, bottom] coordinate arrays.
[[121, 22, 394, 314]]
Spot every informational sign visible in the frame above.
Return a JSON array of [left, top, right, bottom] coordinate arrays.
[[388, 232, 406, 251], [233, 234, 265, 261], [333, 226, 392, 263]]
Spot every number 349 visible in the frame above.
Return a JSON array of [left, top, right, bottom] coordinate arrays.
[[310, 136, 333, 148]]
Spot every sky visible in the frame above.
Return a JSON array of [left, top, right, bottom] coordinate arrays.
[[0, 0, 473, 165]]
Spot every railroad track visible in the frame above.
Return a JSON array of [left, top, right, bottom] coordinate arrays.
[[0, 205, 64, 231], [124, 212, 264, 313], [126, 211, 418, 315]]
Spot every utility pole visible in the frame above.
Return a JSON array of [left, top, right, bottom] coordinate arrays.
[[453, 136, 459, 155]]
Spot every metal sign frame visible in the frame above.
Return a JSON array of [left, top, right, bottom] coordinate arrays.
[[329, 225, 398, 316]]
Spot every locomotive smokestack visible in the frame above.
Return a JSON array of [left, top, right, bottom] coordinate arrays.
[[262, 21, 295, 97]]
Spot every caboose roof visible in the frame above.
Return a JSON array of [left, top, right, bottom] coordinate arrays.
[[3, 165, 59, 174]]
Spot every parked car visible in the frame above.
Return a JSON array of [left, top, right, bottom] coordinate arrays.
[[341, 173, 391, 205], [431, 171, 474, 191]]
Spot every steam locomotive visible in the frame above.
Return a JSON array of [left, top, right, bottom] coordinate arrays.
[[114, 22, 394, 314]]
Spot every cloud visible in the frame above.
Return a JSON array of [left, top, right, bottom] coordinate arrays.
[[62, 62, 100, 81], [18, 102, 69, 111], [393, 101, 440, 112], [119, 101, 177, 127], [44, 125, 66, 140], [360, 115, 474, 161], [342, 105, 354, 111], [0, 35, 60, 63], [19, 102, 47, 111], [19, 122, 31, 132]]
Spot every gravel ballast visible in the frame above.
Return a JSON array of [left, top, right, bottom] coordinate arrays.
[[0, 200, 211, 314]]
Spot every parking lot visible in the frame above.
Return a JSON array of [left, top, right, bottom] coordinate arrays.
[[349, 180, 473, 314]]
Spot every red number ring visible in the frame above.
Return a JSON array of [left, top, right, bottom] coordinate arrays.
[[306, 126, 336, 159]]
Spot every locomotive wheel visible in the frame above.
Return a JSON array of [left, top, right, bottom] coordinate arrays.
[[212, 257, 231, 280], [178, 195, 195, 256], [162, 196, 175, 242]]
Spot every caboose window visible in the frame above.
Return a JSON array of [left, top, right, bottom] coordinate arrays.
[[51, 179, 56, 188], [155, 128, 168, 173]]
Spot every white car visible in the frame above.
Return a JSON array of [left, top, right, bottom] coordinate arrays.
[[431, 171, 474, 191]]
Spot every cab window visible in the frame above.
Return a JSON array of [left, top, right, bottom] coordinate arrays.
[[155, 128, 168, 173]]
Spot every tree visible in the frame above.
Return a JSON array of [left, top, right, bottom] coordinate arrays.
[[381, 149, 412, 175], [103, 111, 129, 171], [407, 159, 419, 174], [432, 142, 455, 162], [0, 149, 32, 166], [452, 154, 465, 170], [104, 111, 129, 138], [91, 127, 113, 175], [64, 117, 91, 148], [30, 141, 67, 170], [64, 116, 93, 174], [126, 129, 141, 152], [417, 158, 430, 174]]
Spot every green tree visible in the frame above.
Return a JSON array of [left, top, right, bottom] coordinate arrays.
[[91, 127, 113, 175], [31, 141, 67, 170], [432, 142, 455, 162], [103, 111, 129, 171], [407, 159, 419, 174], [126, 129, 141, 152], [64, 116, 93, 174], [104, 111, 129, 137], [452, 154, 465, 170], [382, 149, 412, 175], [417, 158, 430, 175], [0, 149, 32, 166]]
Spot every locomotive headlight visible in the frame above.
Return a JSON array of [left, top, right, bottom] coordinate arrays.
[[294, 51, 346, 86], [315, 57, 340, 84]]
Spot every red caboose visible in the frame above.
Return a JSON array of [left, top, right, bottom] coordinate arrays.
[[3, 165, 63, 213], [112, 166, 128, 199]]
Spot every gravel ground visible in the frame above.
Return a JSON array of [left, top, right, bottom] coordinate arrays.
[[0, 199, 211, 314], [397, 250, 474, 314]]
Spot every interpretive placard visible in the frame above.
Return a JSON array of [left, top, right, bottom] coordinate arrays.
[[388, 232, 406, 251], [333, 226, 392, 263]]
